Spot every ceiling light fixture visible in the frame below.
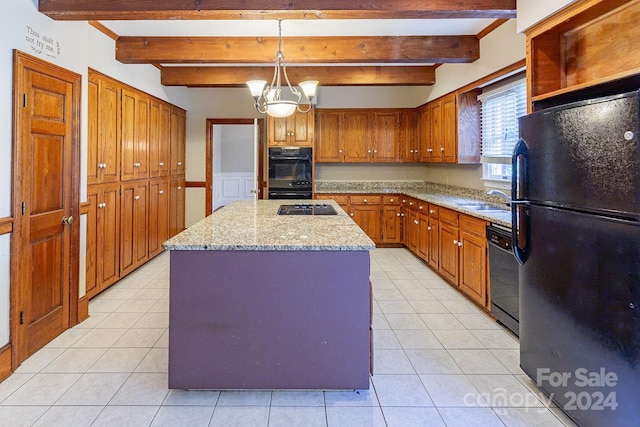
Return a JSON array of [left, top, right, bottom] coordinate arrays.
[[246, 20, 318, 118]]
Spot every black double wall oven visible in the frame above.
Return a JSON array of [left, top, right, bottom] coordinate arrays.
[[268, 147, 313, 199]]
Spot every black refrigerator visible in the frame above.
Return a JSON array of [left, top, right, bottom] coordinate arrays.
[[513, 91, 640, 427]]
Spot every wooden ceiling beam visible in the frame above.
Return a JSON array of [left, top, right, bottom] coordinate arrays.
[[39, 0, 516, 20], [116, 35, 479, 64], [160, 65, 437, 87]]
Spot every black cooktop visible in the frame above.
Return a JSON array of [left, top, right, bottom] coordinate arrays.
[[278, 204, 338, 216]]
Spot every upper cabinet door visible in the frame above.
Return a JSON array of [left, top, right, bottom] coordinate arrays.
[[343, 111, 371, 163], [87, 78, 99, 185], [315, 110, 343, 162], [441, 94, 457, 163], [372, 111, 400, 162], [98, 78, 121, 183], [170, 107, 186, 175], [135, 94, 150, 179], [292, 109, 314, 146], [120, 89, 137, 181]]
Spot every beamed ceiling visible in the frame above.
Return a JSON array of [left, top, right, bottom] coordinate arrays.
[[38, 0, 517, 87]]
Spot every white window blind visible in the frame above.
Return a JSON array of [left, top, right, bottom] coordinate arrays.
[[479, 80, 527, 165]]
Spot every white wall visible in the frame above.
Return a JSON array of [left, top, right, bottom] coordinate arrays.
[[516, 0, 576, 33], [0, 0, 188, 347]]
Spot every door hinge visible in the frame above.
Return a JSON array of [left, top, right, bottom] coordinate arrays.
[[23, 94, 27, 108], [20, 311, 24, 325], [21, 202, 26, 216]]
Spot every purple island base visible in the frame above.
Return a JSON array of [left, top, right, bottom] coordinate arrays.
[[168, 249, 371, 390]]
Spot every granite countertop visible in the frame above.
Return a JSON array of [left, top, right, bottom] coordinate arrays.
[[315, 181, 512, 228], [163, 200, 376, 251]]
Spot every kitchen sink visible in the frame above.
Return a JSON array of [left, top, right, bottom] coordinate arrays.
[[456, 202, 509, 212]]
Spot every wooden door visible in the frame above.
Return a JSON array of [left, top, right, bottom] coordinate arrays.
[[97, 183, 121, 292], [135, 94, 150, 180], [419, 104, 432, 162], [292, 110, 313, 146], [171, 107, 186, 174], [133, 181, 149, 268], [417, 212, 430, 261], [351, 205, 381, 243], [267, 115, 289, 146], [430, 99, 443, 162], [98, 77, 121, 183], [121, 89, 137, 181], [11, 51, 80, 366], [315, 110, 343, 162], [382, 205, 402, 244], [373, 111, 400, 162], [343, 111, 370, 163], [439, 222, 459, 285], [170, 176, 186, 237], [87, 77, 99, 185], [149, 178, 169, 258], [442, 94, 457, 163], [427, 207, 440, 270], [85, 186, 99, 298]]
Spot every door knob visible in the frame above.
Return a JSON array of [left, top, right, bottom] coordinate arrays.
[[62, 216, 74, 225]]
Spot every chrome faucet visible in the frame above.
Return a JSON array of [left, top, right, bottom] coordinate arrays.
[[487, 190, 511, 205]]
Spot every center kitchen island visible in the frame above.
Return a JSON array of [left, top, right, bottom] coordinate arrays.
[[163, 200, 375, 390]]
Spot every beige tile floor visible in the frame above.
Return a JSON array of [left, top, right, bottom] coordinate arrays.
[[0, 248, 578, 426]]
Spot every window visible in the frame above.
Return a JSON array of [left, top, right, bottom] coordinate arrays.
[[479, 77, 527, 184]]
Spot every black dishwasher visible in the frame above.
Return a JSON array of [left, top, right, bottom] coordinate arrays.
[[486, 224, 519, 336]]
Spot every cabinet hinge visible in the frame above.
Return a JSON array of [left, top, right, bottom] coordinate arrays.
[[21, 202, 26, 216], [23, 94, 27, 108], [20, 311, 24, 325]]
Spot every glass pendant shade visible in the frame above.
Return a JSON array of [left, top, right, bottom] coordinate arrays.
[[266, 101, 297, 118], [299, 80, 319, 99], [246, 80, 267, 98]]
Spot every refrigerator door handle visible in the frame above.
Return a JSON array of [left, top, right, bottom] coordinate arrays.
[[512, 138, 530, 264]]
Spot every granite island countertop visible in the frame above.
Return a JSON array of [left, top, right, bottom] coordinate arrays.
[[163, 199, 376, 251], [315, 181, 512, 228]]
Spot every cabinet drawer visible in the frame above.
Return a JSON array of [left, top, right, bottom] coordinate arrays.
[[402, 197, 418, 211], [440, 207, 459, 226], [428, 204, 439, 218], [460, 214, 487, 237], [382, 195, 400, 205], [316, 194, 349, 205], [350, 195, 382, 205]]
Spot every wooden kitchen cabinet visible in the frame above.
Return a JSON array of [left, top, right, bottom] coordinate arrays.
[[121, 90, 150, 181], [149, 177, 170, 258], [438, 208, 460, 285], [87, 75, 121, 185], [381, 195, 402, 244], [149, 101, 171, 178], [372, 111, 401, 162], [350, 204, 381, 243], [267, 109, 314, 147], [171, 107, 186, 175], [315, 110, 343, 162], [427, 205, 440, 270], [343, 111, 371, 162], [120, 180, 149, 276], [418, 90, 481, 164], [86, 183, 121, 299], [170, 175, 186, 238], [459, 215, 489, 307]]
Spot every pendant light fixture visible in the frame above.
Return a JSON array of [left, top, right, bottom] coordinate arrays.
[[246, 20, 318, 118]]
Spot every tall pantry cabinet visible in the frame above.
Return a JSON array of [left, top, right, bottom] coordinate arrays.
[[85, 70, 186, 299]]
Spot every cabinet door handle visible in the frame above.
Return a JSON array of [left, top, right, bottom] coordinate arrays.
[[410, 149, 414, 153], [363, 198, 368, 203], [177, 162, 182, 166], [427, 226, 431, 231], [159, 190, 164, 194], [338, 149, 343, 153], [159, 162, 164, 166], [414, 220, 419, 225], [428, 148, 433, 153], [440, 147, 444, 151], [458, 242, 463, 247], [409, 202, 413, 206], [367, 149, 372, 154], [429, 209, 435, 214], [397, 213, 401, 217], [419, 205, 423, 210], [350, 213, 354, 217], [453, 239, 458, 245], [415, 150, 419, 154], [390, 198, 394, 202], [134, 195, 140, 200], [374, 150, 377, 154], [177, 186, 182, 190]]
